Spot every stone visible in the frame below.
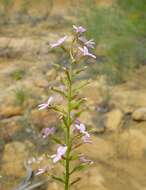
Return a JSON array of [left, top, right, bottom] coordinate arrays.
[[73, 167, 108, 190], [111, 87, 146, 114], [79, 136, 114, 160], [47, 182, 63, 190], [105, 109, 123, 131], [1, 141, 34, 177], [0, 106, 23, 118], [0, 116, 22, 141], [132, 107, 146, 121], [118, 129, 146, 159], [30, 109, 58, 130], [86, 168, 105, 187], [82, 80, 104, 103]]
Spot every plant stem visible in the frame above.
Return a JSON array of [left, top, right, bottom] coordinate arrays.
[[65, 62, 73, 190]]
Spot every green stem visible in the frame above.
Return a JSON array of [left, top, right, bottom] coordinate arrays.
[[65, 62, 73, 190]]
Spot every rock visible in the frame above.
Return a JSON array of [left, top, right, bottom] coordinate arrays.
[[79, 111, 94, 126], [1, 141, 34, 176], [79, 186, 108, 190], [111, 87, 146, 114], [132, 107, 146, 121], [73, 167, 108, 190], [85, 168, 105, 187], [79, 136, 114, 160], [30, 109, 58, 130], [0, 116, 22, 141], [118, 129, 146, 159], [105, 109, 123, 131], [0, 106, 23, 118], [82, 80, 105, 103], [47, 182, 63, 190]]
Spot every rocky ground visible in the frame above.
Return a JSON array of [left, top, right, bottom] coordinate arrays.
[[0, 19, 146, 190]]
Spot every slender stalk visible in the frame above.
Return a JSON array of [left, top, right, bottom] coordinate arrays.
[[65, 61, 73, 190]]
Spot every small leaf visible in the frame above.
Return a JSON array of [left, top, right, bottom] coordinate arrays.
[[70, 164, 89, 175], [50, 106, 66, 115], [72, 108, 87, 120], [50, 87, 67, 98], [64, 68, 71, 84], [69, 153, 79, 161], [52, 175, 65, 184], [73, 80, 91, 92], [71, 93, 78, 100], [51, 137, 64, 145], [70, 177, 81, 186], [74, 66, 88, 75], [72, 98, 86, 110], [62, 116, 68, 127], [72, 143, 83, 150], [60, 77, 68, 87], [50, 63, 65, 71]]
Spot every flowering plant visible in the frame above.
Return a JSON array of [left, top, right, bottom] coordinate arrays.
[[38, 25, 96, 190]]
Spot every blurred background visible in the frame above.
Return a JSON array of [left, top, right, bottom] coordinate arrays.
[[0, 0, 146, 189]]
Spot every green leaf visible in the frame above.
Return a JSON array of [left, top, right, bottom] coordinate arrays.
[[70, 164, 89, 175], [62, 116, 68, 127], [74, 66, 88, 75], [72, 98, 86, 110], [73, 80, 91, 92], [50, 63, 65, 71], [64, 68, 71, 84], [71, 93, 78, 100], [69, 153, 79, 161], [50, 87, 67, 98], [51, 137, 64, 145], [72, 108, 87, 120], [72, 142, 83, 150], [60, 77, 68, 87], [51, 175, 65, 184], [50, 106, 66, 115]]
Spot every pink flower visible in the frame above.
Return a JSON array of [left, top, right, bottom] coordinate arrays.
[[73, 25, 86, 34], [51, 145, 67, 163], [50, 36, 68, 48], [41, 127, 56, 138], [75, 123, 86, 133], [74, 122, 91, 143], [79, 154, 93, 165], [82, 133, 92, 144], [79, 37, 95, 49], [85, 39, 95, 49], [78, 46, 96, 59], [35, 166, 50, 176], [38, 96, 53, 110]]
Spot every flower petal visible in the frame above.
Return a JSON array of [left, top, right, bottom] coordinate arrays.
[[38, 103, 48, 110], [50, 36, 68, 48], [79, 155, 93, 165], [52, 145, 67, 163], [42, 127, 55, 138], [73, 25, 86, 33]]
